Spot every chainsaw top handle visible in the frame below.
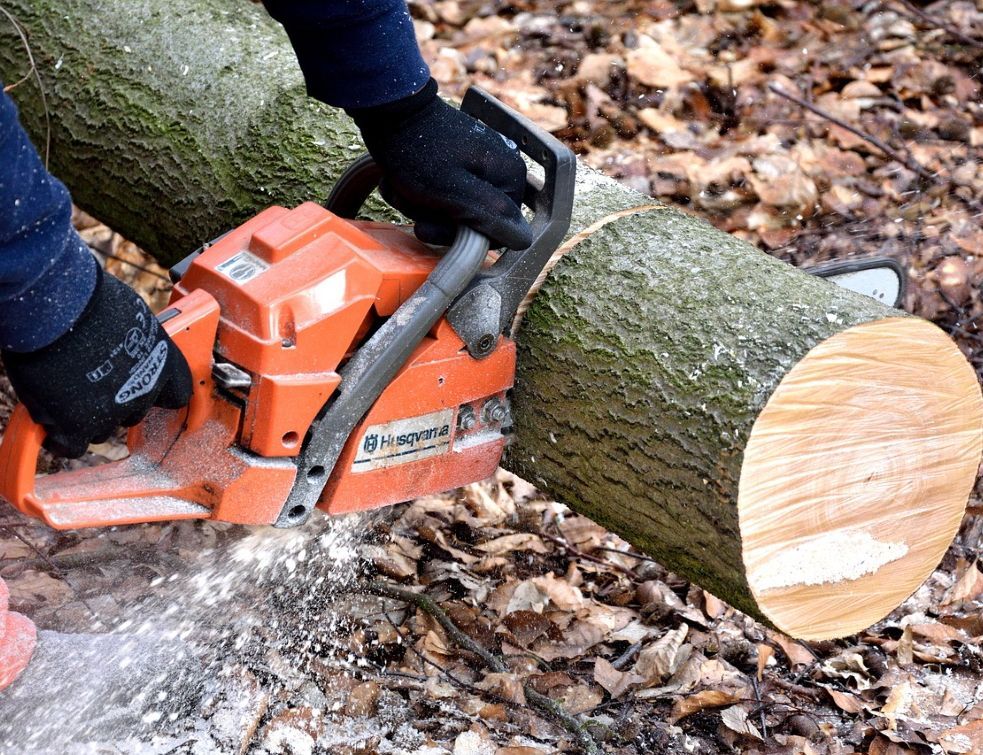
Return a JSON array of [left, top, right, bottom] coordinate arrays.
[[326, 86, 577, 359]]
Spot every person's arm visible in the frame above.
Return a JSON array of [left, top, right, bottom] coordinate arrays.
[[262, 0, 429, 109], [263, 1, 532, 251], [0, 90, 97, 352], [0, 89, 191, 457]]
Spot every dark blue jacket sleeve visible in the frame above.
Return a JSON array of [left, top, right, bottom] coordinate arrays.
[[0, 90, 97, 353], [262, 0, 430, 109]]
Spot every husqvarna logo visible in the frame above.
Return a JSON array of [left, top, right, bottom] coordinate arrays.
[[352, 409, 455, 472]]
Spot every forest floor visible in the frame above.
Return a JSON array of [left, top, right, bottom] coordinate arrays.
[[2, 1, 983, 754]]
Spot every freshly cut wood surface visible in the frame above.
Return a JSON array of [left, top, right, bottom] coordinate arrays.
[[739, 317, 983, 639]]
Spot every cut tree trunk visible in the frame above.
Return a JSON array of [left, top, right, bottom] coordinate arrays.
[[2, 0, 981, 640]]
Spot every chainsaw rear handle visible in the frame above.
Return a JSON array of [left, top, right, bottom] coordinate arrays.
[[326, 86, 577, 359], [0, 289, 219, 510]]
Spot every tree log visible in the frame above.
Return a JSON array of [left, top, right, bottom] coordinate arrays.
[[2, 0, 981, 640]]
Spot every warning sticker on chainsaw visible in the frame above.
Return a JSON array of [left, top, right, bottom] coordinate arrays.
[[215, 251, 270, 285], [353, 409, 454, 472]]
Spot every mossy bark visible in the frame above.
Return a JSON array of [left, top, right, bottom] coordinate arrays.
[[0, 0, 905, 624]]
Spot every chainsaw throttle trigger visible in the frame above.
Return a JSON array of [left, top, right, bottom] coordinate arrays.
[[446, 86, 577, 358]]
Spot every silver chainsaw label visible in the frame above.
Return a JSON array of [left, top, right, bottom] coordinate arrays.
[[353, 409, 454, 472], [216, 251, 270, 285]]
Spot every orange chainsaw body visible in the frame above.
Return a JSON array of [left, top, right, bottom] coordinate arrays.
[[0, 203, 515, 529]]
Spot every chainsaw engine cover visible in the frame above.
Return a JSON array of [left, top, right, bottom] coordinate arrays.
[[170, 202, 515, 519]]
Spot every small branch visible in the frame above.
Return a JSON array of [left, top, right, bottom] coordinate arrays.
[[0, 526, 104, 625], [894, 0, 983, 49], [366, 580, 604, 755], [539, 530, 640, 580], [0, 4, 51, 166], [768, 83, 939, 184], [91, 249, 172, 282]]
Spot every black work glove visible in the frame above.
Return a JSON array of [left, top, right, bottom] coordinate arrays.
[[348, 79, 532, 250], [2, 267, 193, 458]]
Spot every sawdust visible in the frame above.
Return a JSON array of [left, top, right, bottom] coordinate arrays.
[[748, 530, 909, 592], [0, 510, 368, 752]]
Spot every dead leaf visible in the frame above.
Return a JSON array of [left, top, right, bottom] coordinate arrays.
[[475, 673, 527, 705], [826, 688, 866, 714], [670, 689, 744, 723], [593, 657, 644, 699], [756, 644, 773, 682], [626, 37, 693, 88], [943, 561, 983, 606], [720, 705, 763, 740], [478, 534, 548, 556], [634, 625, 690, 684]]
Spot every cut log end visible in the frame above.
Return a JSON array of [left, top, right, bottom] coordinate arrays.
[[739, 317, 983, 640]]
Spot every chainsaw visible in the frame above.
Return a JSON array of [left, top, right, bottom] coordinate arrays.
[[0, 88, 576, 530], [0, 88, 905, 532]]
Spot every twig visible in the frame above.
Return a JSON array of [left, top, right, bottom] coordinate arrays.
[[768, 83, 939, 184], [367, 580, 604, 755], [593, 545, 666, 567], [751, 676, 768, 739], [611, 641, 643, 670], [0, 542, 157, 577], [91, 249, 172, 282], [895, 0, 983, 49], [380, 610, 484, 696], [539, 530, 640, 580], [0, 5, 51, 166], [0, 526, 104, 625]]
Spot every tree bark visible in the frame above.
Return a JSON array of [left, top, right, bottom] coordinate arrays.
[[2, 0, 980, 639]]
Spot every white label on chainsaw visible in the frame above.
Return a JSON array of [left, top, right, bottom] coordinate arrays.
[[215, 251, 270, 285], [353, 409, 454, 472]]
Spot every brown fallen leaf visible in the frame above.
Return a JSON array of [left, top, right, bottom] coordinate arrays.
[[477, 533, 549, 556], [670, 689, 745, 724], [720, 705, 763, 741], [826, 688, 866, 714], [756, 643, 774, 682], [943, 561, 983, 606], [634, 624, 690, 684], [475, 672, 527, 705], [593, 657, 645, 699], [938, 719, 983, 754]]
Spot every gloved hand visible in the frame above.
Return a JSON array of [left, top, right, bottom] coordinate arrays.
[[2, 267, 192, 458], [348, 78, 532, 250]]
